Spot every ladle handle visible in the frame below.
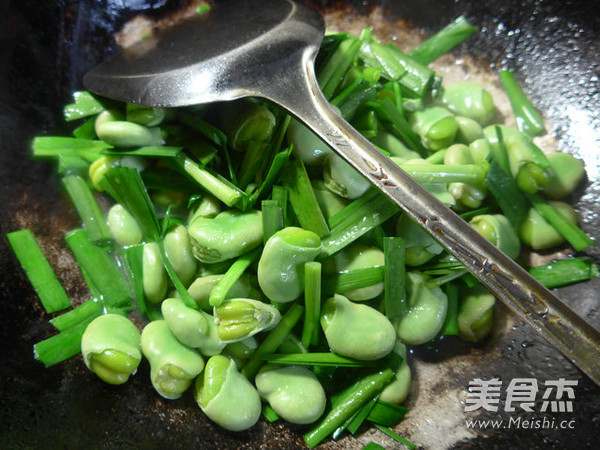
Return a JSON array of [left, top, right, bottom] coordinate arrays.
[[266, 52, 600, 385]]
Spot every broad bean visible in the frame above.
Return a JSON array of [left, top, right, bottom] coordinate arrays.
[[194, 355, 261, 431], [255, 365, 327, 424], [541, 152, 586, 200], [408, 106, 458, 151], [469, 214, 521, 259], [440, 82, 495, 125], [96, 119, 164, 148], [519, 201, 578, 250], [141, 320, 205, 399], [188, 209, 263, 263], [213, 298, 281, 342], [106, 204, 142, 247], [323, 243, 385, 301], [161, 297, 209, 348], [321, 294, 395, 360], [163, 224, 197, 287], [288, 119, 333, 165], [394, 272, 448, 345], [81, 314, 141, 385], [444, 144, 488, 209], [143, 242, 168, 304], [396, 213, 444, 266], [455, 116, 484, 144], [187, 273, 255, 311], [257, 227, 322, 303], [323, 154, 372, 199], [458, 285, 495, 342], [380, 341, 411, 404]]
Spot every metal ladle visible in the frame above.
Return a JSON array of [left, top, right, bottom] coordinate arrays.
[[84, 0, 600, 383]]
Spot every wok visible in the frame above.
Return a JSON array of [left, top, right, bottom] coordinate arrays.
[[1, 0, 598, 448]]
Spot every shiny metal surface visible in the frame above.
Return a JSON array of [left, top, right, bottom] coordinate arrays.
[[84, 0, 600, 383]]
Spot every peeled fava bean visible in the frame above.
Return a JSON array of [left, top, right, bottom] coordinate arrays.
[[81, 314, 142, 385], [161, 298, 226, 356], [323, 154, 372, 199], [288, 119, 334, 165], [541, 152, 586, 200], [188, 209, 263, 263], [194, 355, 261, 431], [394, 272, 448, 345], [469, 214, 521, 259], [141, 320, 205, 400], [257, 227, 322, 303], [519, 201, 578, 250], [214, 298, 281, 343], [321, 294, 396, 360], [163, 224, 197, 287], [255, 365, 326, 424], [161, 297, 209, 348], [324, 243, 385, 301], [408, 106, 458, 151], [458, 286, 496, 342], [440, 82, 495, 125], [396, 213, 444, 266], [107, 204, 142, 247], [187, 273, 255, 311], [143, 242, 168, 304], [380, 341, 411, 404], [96, 119, 164, 148]]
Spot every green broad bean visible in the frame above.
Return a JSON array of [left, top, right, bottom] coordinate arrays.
[[323, 243, 385, 301], [312, 180, 348, 220], [458, 285, 495, 342], [440, 82, 495, 125], [187, 273, 255, 311], [143, 242, 168, 304], [444, 144, 487, 209], [213, 298, 281, 342], [257, 227, 322, 303], [106, 204, 142, 247], [220, 100, 276, 151], [379, 341, 411, 404], [188, 209, 263, 263], [255, 365, 327, 424], [81, 314, 142, 385], [277, 333, 306, 354], [468, 138, 492, 164], [126, 104, 165, 127], [396, 213, 444, 266], [163, 224, 197, 287], [394, 272, 448, 345], [223, 336, 257, 360], [197, 310, 228, 357], [161, 297, 209, 348], [323, 154, 372, 199], [541, 152, 586, 199], [469, 214, 521, 259], [140, 320, 205, 400], [287, 119, 334, 165], [188, 194, 222, 223], [320, 294, 396, 360], [408, 105, 458, 151], [194, 355, 261, 431], [519, 201, 578, 250], [455, 116, 484, 144], [96, 120, 164, 148], [88, 155, 118, 192], [94, 109, 124, 134]]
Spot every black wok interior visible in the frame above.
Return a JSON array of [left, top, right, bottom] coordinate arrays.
[[1, 0, 598, 448]]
